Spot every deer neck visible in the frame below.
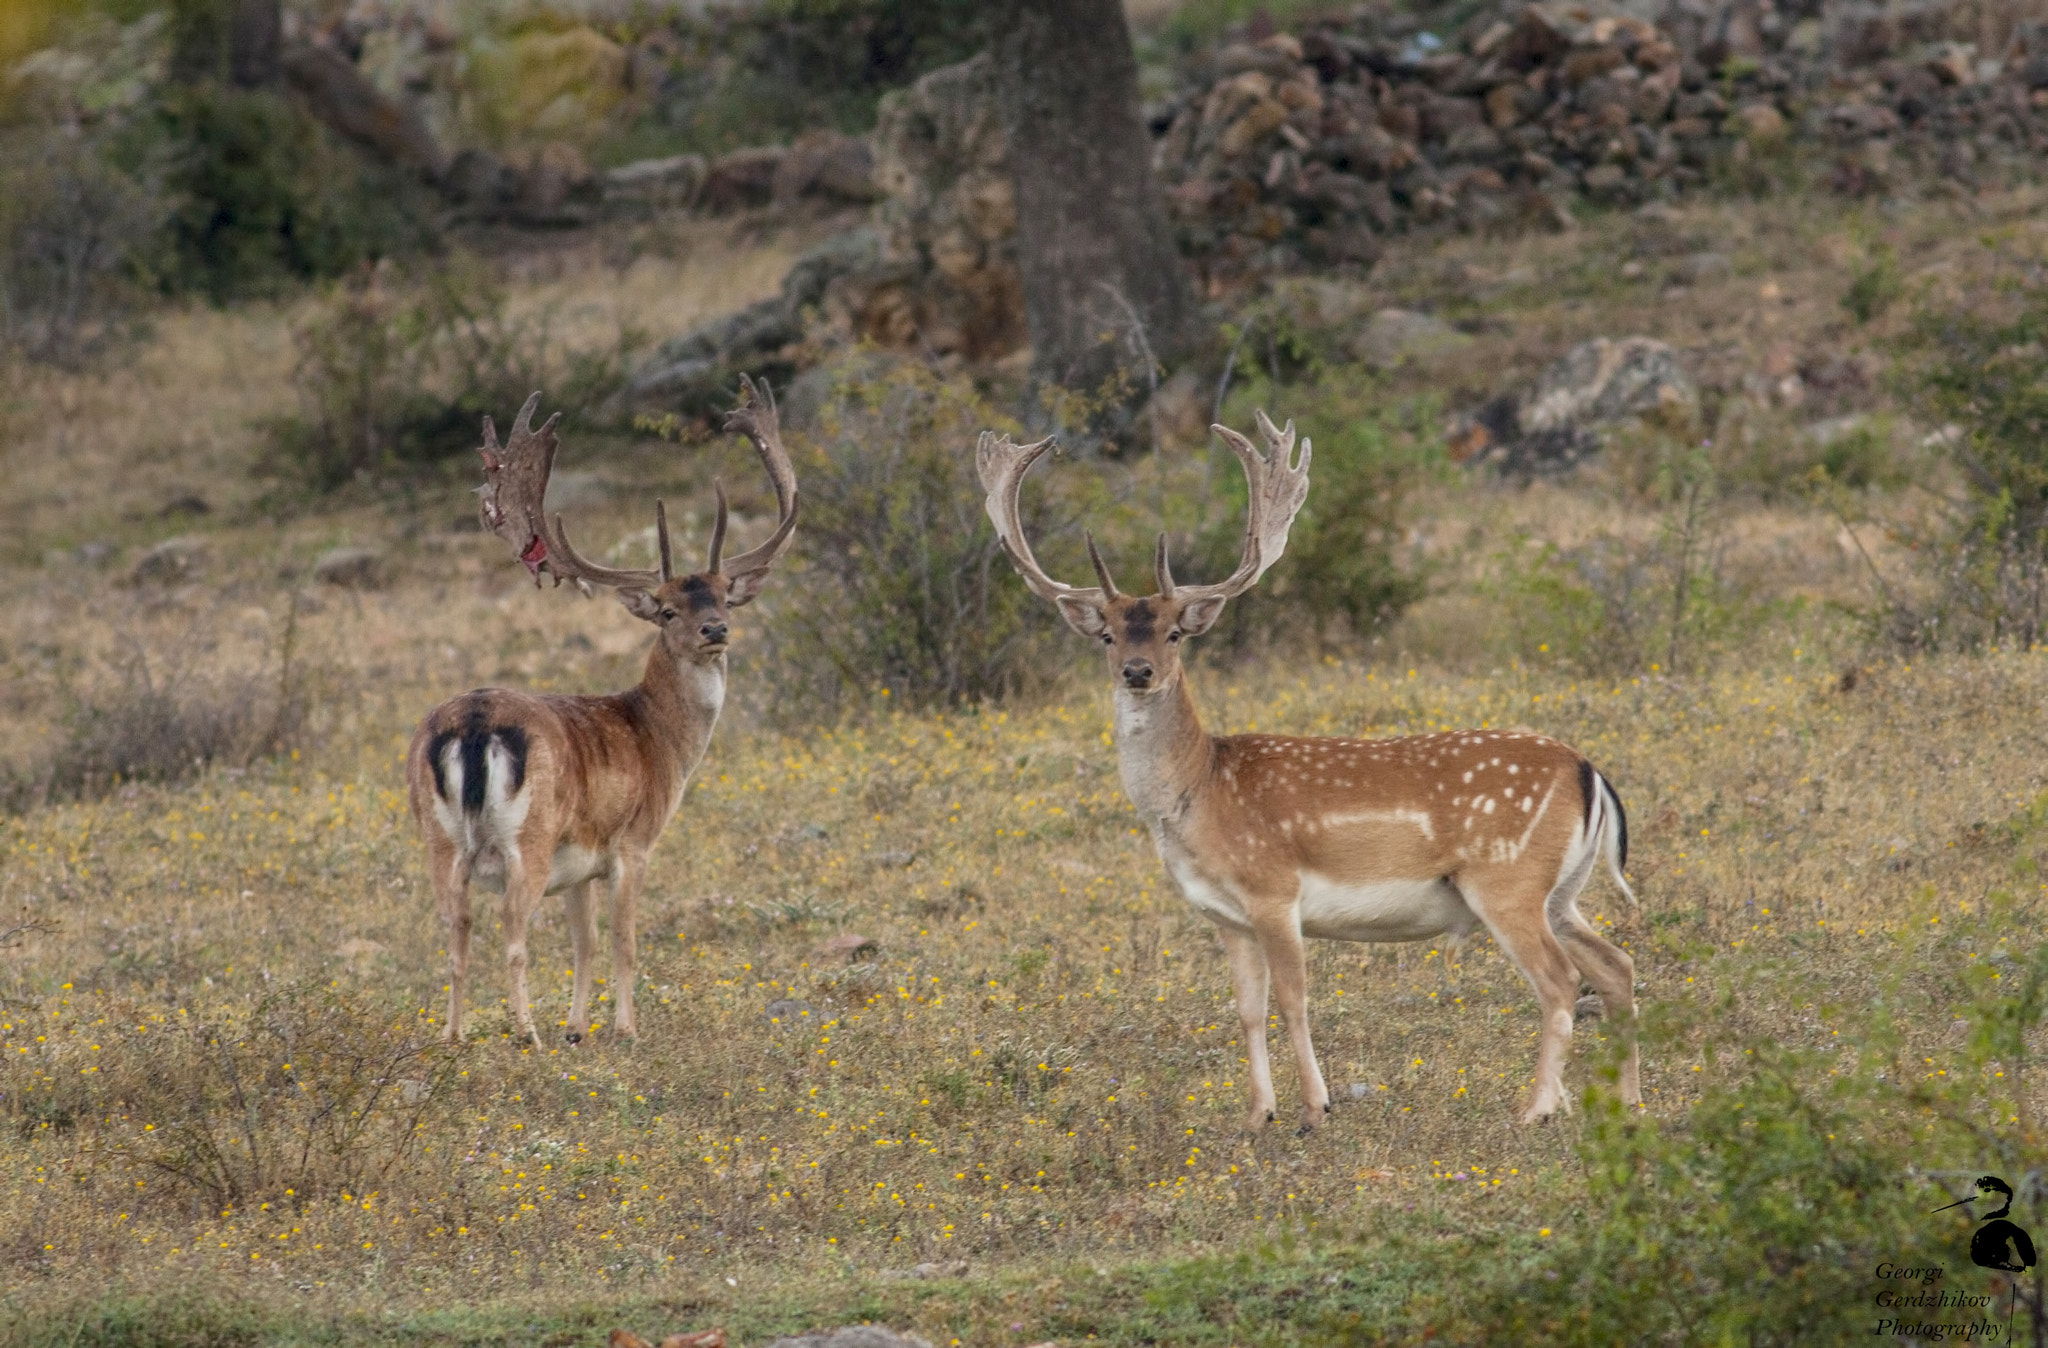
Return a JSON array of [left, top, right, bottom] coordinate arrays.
[[1112, 675, 1212, 828], [635, 644, 727, 779]]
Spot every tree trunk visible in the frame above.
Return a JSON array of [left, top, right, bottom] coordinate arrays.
[[992, 0, 1197, 394], [229, 0, 281, 87]]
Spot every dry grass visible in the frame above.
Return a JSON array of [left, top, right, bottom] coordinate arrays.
[[1, 192, 2046, 1343]]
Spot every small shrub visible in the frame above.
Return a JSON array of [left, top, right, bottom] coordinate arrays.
[[1491, 441, 1768, 675], [1191, 366, 1434, 650], [149, 81, 437, 301], [1889, 278, 2048, 646], [99, 981, 461, 1210], [748, 358, 1078, 717], [268, 258, 639, 489], [1843, 246, 1903, 325], [0, 130, 161, 363], [0, 607, 309, 812]]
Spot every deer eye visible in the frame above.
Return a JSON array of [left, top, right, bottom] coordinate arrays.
[[1099, 632, 1114, 645], [660, 608, 678, 622], [1167, 630, 1182, 644]]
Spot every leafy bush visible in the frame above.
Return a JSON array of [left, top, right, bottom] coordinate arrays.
[[1889, 278, 2048, 647], [629, 0, 987, 157], [0, 129, 161, 363], [1189, 366, 1434, 650], [747, 358, 1076, 717], [150, 81, 435, 301], [267, 258, 639, 489], [1384, 897, 2048, 1345]]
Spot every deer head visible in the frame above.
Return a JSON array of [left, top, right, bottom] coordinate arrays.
[[978, 411, 1309, 693], [476, 378, 800, 662]]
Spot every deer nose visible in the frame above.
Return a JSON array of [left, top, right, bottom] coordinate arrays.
[[1121, 658, 1153, 689], [700, 621, 728, 643]]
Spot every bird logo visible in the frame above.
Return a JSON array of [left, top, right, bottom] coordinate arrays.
[[1934, 1174, 2037, 1333]]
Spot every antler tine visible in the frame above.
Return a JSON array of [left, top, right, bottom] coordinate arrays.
[[1155, 531, 1175, 598], [976, 430, 1102, 604], [717, 375, 800, 581], [477, 392, 577, 587], [1085, 533, 1122, 599], [1174, 414, 1312, 602], [655, 499, 674, 582], [706, 481, 728, 574], [543, 512, 663, 590]]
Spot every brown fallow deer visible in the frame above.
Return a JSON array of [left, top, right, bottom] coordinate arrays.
[[977, 413, 1638, 1131], [406, 379, 798, 1048]]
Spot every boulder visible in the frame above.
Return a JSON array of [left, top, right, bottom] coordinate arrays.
[[700, 146, 787, 212], [128, 536, 207, 586], [1521, 336, 1697, 434], [312, 545, 384, 590], [600, 153, 707, 214], [1456, 337, 1697, 476], [1350, 308, 1470, 369], [758, 1331, 934, 1348]]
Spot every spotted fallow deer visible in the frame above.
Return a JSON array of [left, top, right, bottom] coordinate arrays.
[[977, 413, 1639, 1130], [406, 379, 798, 1047]]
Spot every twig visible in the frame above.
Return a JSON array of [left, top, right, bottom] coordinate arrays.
[[1095, 282, 1165, 522]]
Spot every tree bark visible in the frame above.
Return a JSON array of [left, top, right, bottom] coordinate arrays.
[[228, 0, 282, 87], [992, 0, 1198, 393]]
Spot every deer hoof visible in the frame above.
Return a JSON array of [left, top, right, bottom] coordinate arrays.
[[565, 1031, 583, 1045]]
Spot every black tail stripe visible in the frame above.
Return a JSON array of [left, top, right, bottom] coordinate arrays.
[[1604, 775, 1630, 868], [433, 702, 530, 813], [1577, 758, 1595, 830]]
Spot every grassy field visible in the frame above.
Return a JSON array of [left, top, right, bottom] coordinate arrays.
[[3, 195, 2048, 1345]]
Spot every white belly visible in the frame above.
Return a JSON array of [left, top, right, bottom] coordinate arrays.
[[1297, 873, 1474, 943], [468, 843, 615, 895]]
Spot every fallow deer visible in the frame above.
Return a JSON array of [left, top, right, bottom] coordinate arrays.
[[406, 379, 798, 1047], [977, 414, 1638, 1130]]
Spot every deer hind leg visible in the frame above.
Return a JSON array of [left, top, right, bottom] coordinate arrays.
[[1252, 913, 1332, 1135], [1461, 874, 1583, 1122], [499, 853, 548, 1050], [429, 844, 473, 1045], [608, 854, 646, 1040], [1217, 925, 1278, 1132], [563, 879, 598, 1045], [1551, 888, 1640, 1106]]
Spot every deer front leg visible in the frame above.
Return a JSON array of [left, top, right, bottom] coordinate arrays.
[[563, 879, 598, 1044], [608, 853, 646, 1040], [1254, 913, 1331, 1134], [430, 846, 473, 1045], [1217, 925, 1278, 1132]]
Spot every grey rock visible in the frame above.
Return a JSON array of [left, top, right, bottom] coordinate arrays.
[[1351, 309, 1470, 370], [1520, 337, 1696, 435], [758, 1330, 935, 1348], [129, 536, 207, 586], [1574, 994, 1605, 1021], [870, 850, 917, 869], [626, 230, 881, 412], [312, 545, 384, 590], [600, 153, 706, 212], [765, 998, 817, 1022]]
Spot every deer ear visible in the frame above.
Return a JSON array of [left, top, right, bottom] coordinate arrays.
[[1055, 597, 1108, 638], [724, 569, 770, 608], [618, 588, 662, 623], [1176, 595, 1228, 636]]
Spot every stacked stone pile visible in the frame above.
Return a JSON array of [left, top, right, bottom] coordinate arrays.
[[1143, 5, 2048, 279]]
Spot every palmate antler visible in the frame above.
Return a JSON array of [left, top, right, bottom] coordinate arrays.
[[977, 410, 1311, 601], [476, 379, 799, 596]]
